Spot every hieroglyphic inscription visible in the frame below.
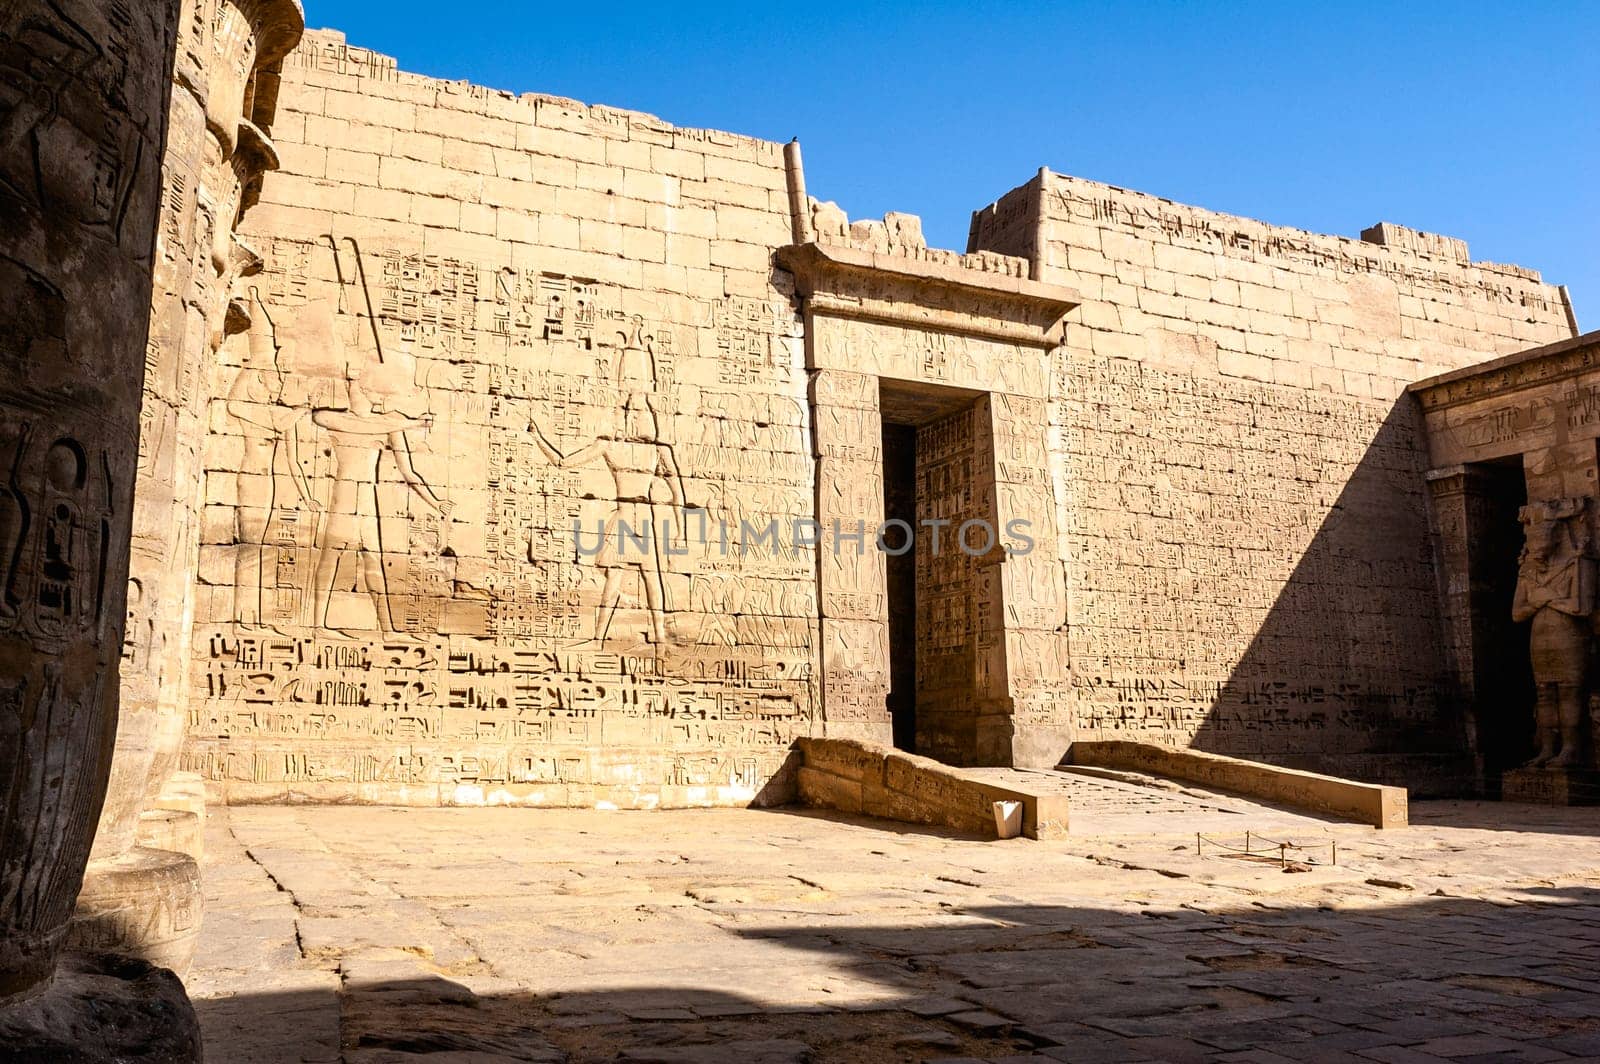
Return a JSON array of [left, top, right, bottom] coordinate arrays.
[[1058, 349, 1446, 758], [914, 403, 984, 762], [188, 232, 816, 804], [176, 26, 1587, 801], [286, 29, 397, 81]]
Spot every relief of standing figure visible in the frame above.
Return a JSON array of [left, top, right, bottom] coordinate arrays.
[[226, 290, 319, 629], [309, 236, 452, 637], [1512, 496, 1597, 769], [310, 348, 451, 637], [530, 321, 689, 647]]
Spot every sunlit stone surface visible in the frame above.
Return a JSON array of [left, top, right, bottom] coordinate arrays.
[[189, 797, 1600, 1062]]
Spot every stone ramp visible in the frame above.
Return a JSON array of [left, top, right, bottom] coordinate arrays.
[[964, 766, 1345, 837], [793, 738, 1402, 839], [794, 738, 1069, 839], [1064, 740, 1408, 828]]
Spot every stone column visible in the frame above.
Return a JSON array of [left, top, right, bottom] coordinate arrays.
[[0, 0, 178, 1003], [71, 0, 304, 977]]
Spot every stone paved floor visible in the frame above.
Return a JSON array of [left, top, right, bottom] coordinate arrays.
[[190, 791, 1600, 1063]]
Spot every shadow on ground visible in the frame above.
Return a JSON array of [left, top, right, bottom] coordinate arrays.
[[1409, 797, 1600, 837], [195, 883, 1600, 1064]]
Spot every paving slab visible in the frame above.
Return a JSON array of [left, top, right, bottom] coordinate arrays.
[[190, 801, 1600, 1062]]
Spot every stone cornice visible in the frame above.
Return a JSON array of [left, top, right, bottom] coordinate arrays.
[[1408, 329, 1600, 412], [776, 242, 1080, 349]]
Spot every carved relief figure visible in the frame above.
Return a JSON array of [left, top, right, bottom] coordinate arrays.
[[227, 290, 319, 627], [1512, 496, 1597, 768], [311, 346, 451, 636], [0, 258, 103, 643], [532, 321, 688, 647], [0, 0, 143, 240]]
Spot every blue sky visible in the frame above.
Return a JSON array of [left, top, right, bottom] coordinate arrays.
[[307, 1, 1597, 319]]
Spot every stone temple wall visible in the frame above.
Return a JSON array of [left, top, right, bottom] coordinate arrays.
[[174, 28, 1581, 804], [970, 172, 1577, 791], [183, 30, 816, 806]]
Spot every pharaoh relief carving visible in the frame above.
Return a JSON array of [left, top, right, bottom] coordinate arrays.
[[1513, 496, 1598, 769], [221, 240, 450, 638], [309, 348, 450, 637], [186, 238, 817, 798], [228, 289, 317, 628], [532, 320, 689, 648]]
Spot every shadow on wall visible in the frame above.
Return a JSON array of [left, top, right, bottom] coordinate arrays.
[[753, 748, 803, 807], [1196, 396, 1479, 797], [188, 879, 1600, 1063]]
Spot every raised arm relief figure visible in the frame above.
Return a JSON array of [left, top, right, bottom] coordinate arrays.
[[531, 322, 689, 647], [310, 348, 451, 637]]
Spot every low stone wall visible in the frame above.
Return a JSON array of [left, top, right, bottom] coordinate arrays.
[[795, 738, 1069, 839], [1065, 741, 1408, 829]]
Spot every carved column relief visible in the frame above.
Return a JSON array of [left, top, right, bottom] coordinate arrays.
[[75, 0, 305, 977], [0, 0, 177, 1004]]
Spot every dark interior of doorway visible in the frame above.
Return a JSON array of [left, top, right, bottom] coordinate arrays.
[[882, 423, 917, 751], [1475, 456, 1533, 795]]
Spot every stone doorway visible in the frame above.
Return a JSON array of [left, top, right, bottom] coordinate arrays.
[[1426, 458, 1533, 795], [878, 380, 997, 764], [1474, 459, 1535, 791]]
